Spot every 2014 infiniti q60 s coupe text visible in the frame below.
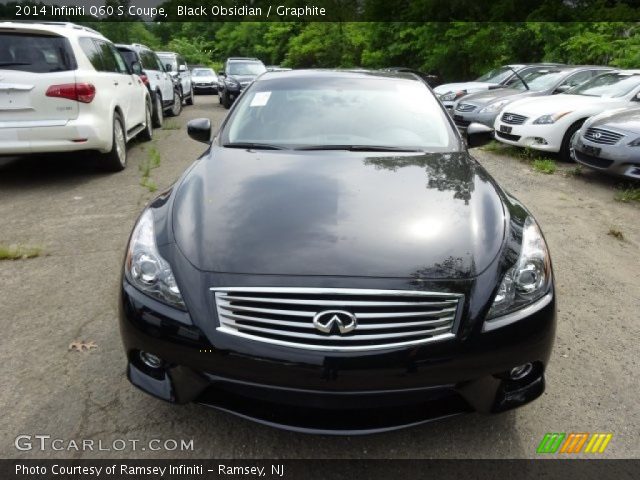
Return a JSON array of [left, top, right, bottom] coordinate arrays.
[[119, 70, 556, 434]]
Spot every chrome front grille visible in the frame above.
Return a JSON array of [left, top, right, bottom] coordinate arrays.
[[455, 103, 476, 112], [212, 287, 463, 352], [501, 112, 528, 125], [584, 127, 624, 145]]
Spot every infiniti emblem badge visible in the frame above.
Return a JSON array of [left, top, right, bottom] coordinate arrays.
[[312, 310, 357, 335], [506, 115, 513, 121], [593, 132, 601, 139]]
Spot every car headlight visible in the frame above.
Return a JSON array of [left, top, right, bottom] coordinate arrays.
[[479, 99, 511, 113], [486, 217, 551, 321], [440, 90, 465, 102], [533, 112, 572, 125], [628, 137, 640, 147], [125, 209, 185, 310]]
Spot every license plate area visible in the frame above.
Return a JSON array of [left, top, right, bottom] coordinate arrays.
[[583, 144, 601, 156], [499, 125, 512, 134], [0, 87, 32, 111]]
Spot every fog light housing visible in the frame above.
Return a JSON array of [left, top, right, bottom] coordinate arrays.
[[510, 363, 533, 380], [533, 137, 548, 145], [139, 351, 163, 369]]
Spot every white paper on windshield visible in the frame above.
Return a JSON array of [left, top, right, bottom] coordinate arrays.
[[250, 91, 271, 107]]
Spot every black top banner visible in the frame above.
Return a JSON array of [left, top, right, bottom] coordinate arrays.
[[0, 0, 639, 22]]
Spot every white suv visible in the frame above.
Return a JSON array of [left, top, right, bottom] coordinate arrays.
[[0, 22, 152, 171]]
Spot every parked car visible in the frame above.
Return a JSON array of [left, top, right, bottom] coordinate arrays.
[[573, 106, 640, 180], [381, 67, 440, 88], [156, 51, 194, 106], [434, 63, 565, 110], [0, 21, 152, 171], [493, 70, 640, 161], [116, 43, 182, 126], [120, 69, 555, 434], [217, 57, 266, 109], [191, 67, 218, 94], [452, 66, 611, 129]]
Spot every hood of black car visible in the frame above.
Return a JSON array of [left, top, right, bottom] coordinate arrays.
[[228, 74, 256, 83], [172, 149, 506, 279]]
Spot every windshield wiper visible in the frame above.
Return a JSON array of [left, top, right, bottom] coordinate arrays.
[[295, 145, 423, 152], [222, 142, 286, 150], [507, 66, 529, 90]]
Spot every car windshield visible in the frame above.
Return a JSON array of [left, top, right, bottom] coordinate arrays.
[[228, 62, 267, 76], [193, 69, 215, 76], [223, 76, 456, 151], [511, 71, 567, 91], [476, 66, 519, 84], [0, 33, 75, 72], [568, 72, 640, 98], [156, 54, 176, 69]]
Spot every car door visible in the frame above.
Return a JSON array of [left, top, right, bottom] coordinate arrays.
[[177, 55, 191, 94], [107, 41, 145, 128], [152, 52, 173, 102]]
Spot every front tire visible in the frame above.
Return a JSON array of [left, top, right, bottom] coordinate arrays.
[[560, 121, 584, 162], [169, 89, 182, 117], [152, 92, 163, 128], [222, 90, 231, 109], [101, 113, 127, 172], [186, 84, 194, 105], [139, 102, 153, 142]]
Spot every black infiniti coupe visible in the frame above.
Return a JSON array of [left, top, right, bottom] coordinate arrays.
[[119, 70, 556, 434]]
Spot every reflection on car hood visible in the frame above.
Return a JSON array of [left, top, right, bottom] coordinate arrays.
[[194, 75, 217, 82], [228, 74, 257, 83], [434, 82, 497, 94], [172, 149, 506, 279], [505, 94, 628, 116], [588, 106, 640, 132], [459, 88, 538, 107]]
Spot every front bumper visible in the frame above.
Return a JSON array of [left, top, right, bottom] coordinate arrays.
[[453, 109, 499, 130], [574, 137, 640, 180], [493, 121, 564, 153], [119, 275, 556, 434]]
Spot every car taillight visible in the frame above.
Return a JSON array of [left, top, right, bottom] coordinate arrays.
[[46, 83, 96, 103], [139, 74, 150, 86]]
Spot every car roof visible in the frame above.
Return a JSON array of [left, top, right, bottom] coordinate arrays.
[[257, 69, 422, 83], [228, 57, 261, 61], [0, 21, 104, 39]]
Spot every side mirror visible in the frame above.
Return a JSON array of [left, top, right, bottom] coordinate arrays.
[[187, 118, 212, 144], [466, 123, 494, 148], [165, 63, 173, 72], [179, 64, 187, 72], [554, 85, 571, 94], [130, 61, 142, 75], [633, 92, 640, 102], [218, 70, 225, 77]]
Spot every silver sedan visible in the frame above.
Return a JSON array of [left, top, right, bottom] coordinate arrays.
[[572, 105, 640, 180]]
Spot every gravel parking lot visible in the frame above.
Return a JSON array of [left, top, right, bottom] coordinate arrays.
[[1, 94, 638, 459]]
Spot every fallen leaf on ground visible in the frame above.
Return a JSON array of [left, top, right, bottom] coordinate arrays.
[[69, 341, 98, 352]]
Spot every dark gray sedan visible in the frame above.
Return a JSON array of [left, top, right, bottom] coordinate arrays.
[[573, 106, 640, 180], [452, 66, 611, 129]]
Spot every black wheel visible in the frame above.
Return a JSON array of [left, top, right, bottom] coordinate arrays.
[[560, 121, 584, 162], [186, 84, 194, 105], [169, 88, 182, 117], [152, 92, 163, 128], [218, 89, 223, 104], [139, 101, 153, 142], [222, 90, 231, 109], [101, 113, 127, 172]]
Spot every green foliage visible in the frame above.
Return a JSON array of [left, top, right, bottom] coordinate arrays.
[[614, 187, 640, 203], [532, 159, 557, 174], [74, 19, 640, 81], [0, 244, 42, 260]]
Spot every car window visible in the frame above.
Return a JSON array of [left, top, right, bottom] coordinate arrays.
[[109, 45, 129, 74], [79, 37, 106, 71], [118, 49, 138, 70], [569, 72, 640, 98], [91, 40, 119, 73], [157, 54, 176, 71], [224, 77, 456, 151], [475, 66, 520, 84], [228, 62, 267, 76], [0, 33, 76, 73], [558, 70, 592, 89], [152, 54, 165, 72]]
